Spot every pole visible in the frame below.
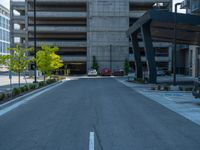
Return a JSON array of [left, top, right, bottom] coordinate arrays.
[[110, 45, 112, 71], [33, 0, 37, 83], [173, 3, 181, 86], [9, 71, 12, 90]]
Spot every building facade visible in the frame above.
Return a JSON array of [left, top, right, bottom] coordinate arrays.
[[11, 0, 172, 74], [0, 4, 10, 56], [180, 0, 200, 77]]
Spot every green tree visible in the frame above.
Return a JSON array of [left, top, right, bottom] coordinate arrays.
[[124, 58, 129, 75], [36, 45, 64, 81], [92, 56, 99, 71], [0, 45, 33, 87]]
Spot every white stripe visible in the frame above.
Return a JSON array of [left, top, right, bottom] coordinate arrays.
[[89, 132, 94, 150]]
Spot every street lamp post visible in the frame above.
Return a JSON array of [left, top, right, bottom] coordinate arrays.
[[33, 0, 37, 83], [110, 45, 112, 71], [173, 2, 181, 86]]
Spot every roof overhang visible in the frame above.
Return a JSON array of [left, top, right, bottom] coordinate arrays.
[[127, 9, 200, 46]]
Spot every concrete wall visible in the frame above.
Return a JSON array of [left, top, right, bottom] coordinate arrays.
[[87, 0, 129, 71]]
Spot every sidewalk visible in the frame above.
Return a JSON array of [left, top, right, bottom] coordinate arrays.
[[0, 74, 34, 92], [116, 77, 200, 126]]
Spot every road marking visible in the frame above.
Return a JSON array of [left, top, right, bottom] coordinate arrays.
[[89, 132, 94, 150], [0, 80, 69, 117]]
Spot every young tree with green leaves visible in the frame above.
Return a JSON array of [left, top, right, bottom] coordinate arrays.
[[36, 44, 64, 81], [0, 44, 33, 87], [124, 58, 130, 75], [92, 55, 99, 71]]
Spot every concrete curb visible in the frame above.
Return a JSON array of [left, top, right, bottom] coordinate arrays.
[[0, 80, 63, 110]]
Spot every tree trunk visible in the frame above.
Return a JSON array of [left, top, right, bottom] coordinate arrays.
[[18, 71, 21, 87], [44, 73, 46, 82], [23, 72, 28, 84]]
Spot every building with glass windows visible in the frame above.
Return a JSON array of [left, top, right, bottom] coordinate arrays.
[[0, 4, 10, 56]]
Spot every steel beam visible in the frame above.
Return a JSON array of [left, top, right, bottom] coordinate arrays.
[[130, 33, 143, 79], [141, 22, 157, 83]]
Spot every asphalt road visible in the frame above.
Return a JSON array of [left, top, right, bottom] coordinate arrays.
[[0, 78, 200, 150]]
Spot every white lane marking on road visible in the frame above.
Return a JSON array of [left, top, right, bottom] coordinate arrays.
[[0, 80, 68, 117], [89, 132, 94, 150]]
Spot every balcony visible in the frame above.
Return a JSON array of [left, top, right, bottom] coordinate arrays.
[[27, 0, 87, 3], [11, 1, 25, 11], [129, 0, 171, 4], [28, 26, 87, 33], [13, 16, 25, 24], [28, 41, 87, 47], [13, 30, 26, 38], [28, 12, 87, 18]]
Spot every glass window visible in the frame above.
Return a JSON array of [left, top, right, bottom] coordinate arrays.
[[7, 19, 10, 30], [0, 30, 1, 41], [3, 30, 5, 41], [8, 32, 10, 42], [0, 16, 1, 27], [3, 43, 7, 53], [6, 31, 8, 41], [2, 43, 5, 53], [3, 17, 5, 28], [0, 42, 2, 53]]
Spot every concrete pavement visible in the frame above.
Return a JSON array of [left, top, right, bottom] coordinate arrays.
[[117, 77, 200, 126], [0, 73, 34, 92], [0, 78, 200, 150]]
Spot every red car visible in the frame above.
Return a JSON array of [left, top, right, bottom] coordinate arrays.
[[100, 68, 112, 76]]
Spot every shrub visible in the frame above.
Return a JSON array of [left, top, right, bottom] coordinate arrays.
[[51, 75, 65, 81], [151, 87, 156, 90], [29, 84, 37, 90], [0, 93, 5, 101], [179, 86, 183, 91], [157, 85, 161, 90], [39, 81, 45, 87], [12, 88, 21, 96], [165, 70, 172, 76], [184, 87, 193, 91], [135, 78, 145, 84], [163, 85, 171, 91], [20, 86, 25, 93], [179, 86, 193, 91], [6, 93, 11, 99], [24, 85, 29, 92], [46, 79, 56, 85]]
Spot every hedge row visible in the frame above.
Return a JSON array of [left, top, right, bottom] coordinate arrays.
[[0, 78, 57, 102]]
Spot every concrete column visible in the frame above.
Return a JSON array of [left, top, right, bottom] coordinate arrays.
[[191, 46, 198, 77], [130, 33, 143, 79], [10, 3, 14, 47], [141, 22, 157, 83], [168, 46, 173, 72]]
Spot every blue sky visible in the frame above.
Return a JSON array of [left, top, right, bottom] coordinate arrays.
[[1, 0, 185, 12]]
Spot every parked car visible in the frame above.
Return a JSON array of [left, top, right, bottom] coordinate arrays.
[[87, 69, 98, 76], [157, 69, 165, 76], [113, 69, 124, 76], [100, 68, 112, 76], [127, 70, 135, 81]]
